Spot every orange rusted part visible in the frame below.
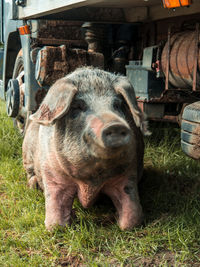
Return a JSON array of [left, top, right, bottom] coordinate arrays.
[[162, 0, 191, 8], [192, 23, 199, 91], [18, 25, 31, 35], [35, 45, 104, 86], [161, 31, 200, 89]]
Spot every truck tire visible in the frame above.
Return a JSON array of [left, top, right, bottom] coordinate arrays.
[[13, 51, 24, 80], [12, 49, 25, 134], [181, 102, 200, 160]]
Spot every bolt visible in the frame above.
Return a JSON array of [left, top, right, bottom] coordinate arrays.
[[15, 0, 26, 6]]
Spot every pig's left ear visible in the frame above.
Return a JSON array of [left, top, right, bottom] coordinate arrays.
[[30, 78, 78, 125], [113, 77, 150, 136]]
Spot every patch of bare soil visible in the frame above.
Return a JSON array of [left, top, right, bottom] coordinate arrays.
[[131, 251, 175, 266], [58, 251, 200, 267], [131, 251, 200, 267], [0, 176, 7, 199], [57, 249, 87, 267], [59, 256, 84, 267]]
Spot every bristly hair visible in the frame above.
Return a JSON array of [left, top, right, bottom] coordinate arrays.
[[66, 67, 151, 136]]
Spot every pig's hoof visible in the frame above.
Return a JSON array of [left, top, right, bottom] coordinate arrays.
[[118, 219, 140, 231], [45, 223, 66, 231], [45, 221, 67, 231], [118, 213, 143, 230], [45, 214, 73, 231], [28, 176, 39, 189]]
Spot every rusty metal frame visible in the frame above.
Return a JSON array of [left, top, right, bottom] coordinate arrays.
[[165, 26, 171, 90], [149, 89, 200, 103], [192, 22, 199, 91]]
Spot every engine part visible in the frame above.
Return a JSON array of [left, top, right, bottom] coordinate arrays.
[[142, 46, 158, 71], [161, 31, 200, 89], [126, 61, 165, 101], [82, 22, 106, 53]]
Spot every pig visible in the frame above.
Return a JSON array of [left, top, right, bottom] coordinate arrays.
[[22, 67, 149, 231]]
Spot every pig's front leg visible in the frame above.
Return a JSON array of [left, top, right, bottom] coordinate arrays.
[[103, 177, 143, 230], [43, 173, 77, 230]]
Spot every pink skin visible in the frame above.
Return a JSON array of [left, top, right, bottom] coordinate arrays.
[[44, 176, 77, 229], [23, 68, 146, 231], [24, 112, 143, 231], [102, 177, 143, 230], [43, 165, 142, 230], [41, 113, 142, 230], [90, 117, 104, 139]]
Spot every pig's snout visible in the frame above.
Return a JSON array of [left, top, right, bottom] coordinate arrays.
[[84, 115, 132, 154], [102, 123, 131, 149]]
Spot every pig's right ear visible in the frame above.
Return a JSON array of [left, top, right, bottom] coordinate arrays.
[[30, 78, 77, 125], [113, 76, 151, 136]]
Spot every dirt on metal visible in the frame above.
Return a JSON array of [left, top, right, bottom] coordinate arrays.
[[161, 30, 200, 89], [36, 45, 104, 86], [37, 21, 84, 41]]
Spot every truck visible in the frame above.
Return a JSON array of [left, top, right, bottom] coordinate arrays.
[[0, 0, 200, 159]]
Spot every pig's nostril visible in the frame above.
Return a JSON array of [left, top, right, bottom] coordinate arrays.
[[105, 130, 127, 137], [106, 131, 112, 136], [121, 131, 127, 136]]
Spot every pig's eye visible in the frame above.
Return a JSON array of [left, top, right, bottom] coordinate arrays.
[[113, 99, 125, 111], [70, 100, 87, 118], [113, 98, 127, 115]]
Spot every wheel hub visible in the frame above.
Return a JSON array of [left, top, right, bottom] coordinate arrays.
[[6, 79, 20, 118]]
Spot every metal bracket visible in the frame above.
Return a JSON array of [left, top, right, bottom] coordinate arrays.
[[192, 23, 199, 92], [165, 26, 171, 90], [15, 0, 26, 7]]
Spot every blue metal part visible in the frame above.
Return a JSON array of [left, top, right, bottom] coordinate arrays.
[[2, 1, 22, 43], [6, 78, 20, 117], [0, 0, 3, 43], [20, 33, 40, 112], [0, 48, 3, 99], [0, 0, 23, 100], [126, 61, 165, 101], [0, 47, 3, 79]]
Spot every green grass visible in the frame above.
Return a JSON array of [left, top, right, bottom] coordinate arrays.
[[0, 99, 200, 266]]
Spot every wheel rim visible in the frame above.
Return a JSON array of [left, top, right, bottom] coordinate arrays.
[[6, 79, 20, 117], [13, 58, 26, 134]]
